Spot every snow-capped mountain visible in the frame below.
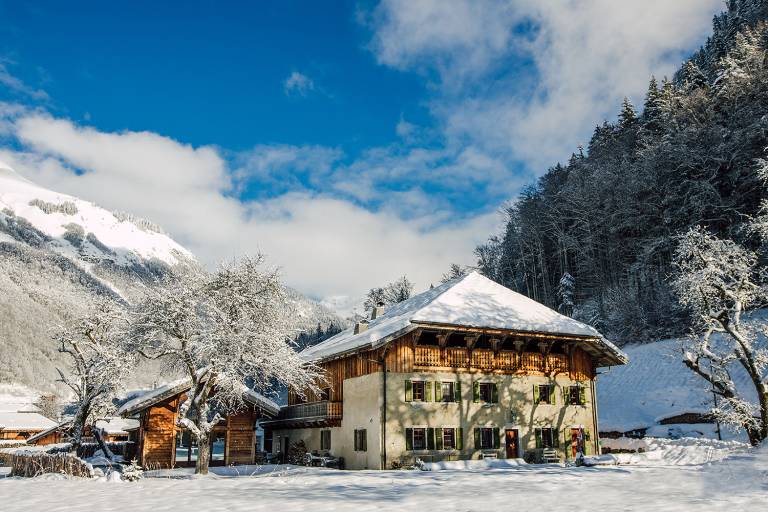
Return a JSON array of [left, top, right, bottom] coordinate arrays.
[[0, 161, 344, 391]]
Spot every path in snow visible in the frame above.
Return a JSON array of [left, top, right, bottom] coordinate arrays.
[[0, 446, 766, 512]]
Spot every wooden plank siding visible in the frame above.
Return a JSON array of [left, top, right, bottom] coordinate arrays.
[[288, 330, 596, 407], [136, 395, 259, 469]]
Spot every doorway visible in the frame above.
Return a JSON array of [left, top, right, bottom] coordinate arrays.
[[505, 429, 519, 459], [570, 428, 583, 458]]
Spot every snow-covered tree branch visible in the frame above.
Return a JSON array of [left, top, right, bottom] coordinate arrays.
[[54, 299, 135, 452], [672, 226, 768, 445], [128, 255, 323, 474]]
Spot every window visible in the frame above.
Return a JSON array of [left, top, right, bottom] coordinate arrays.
[[535, 427, 559, 449], [354, 429, 367, 452], [175, 430, 199, 463], [320, 430, 331, 451], [412, 428, 426, 450], [412, 381, 426, 401], [565, 385, 586, 406], [319, 387, 331, 401], [211, 432, 225, 462], [473, 382, 498, 403], [535, 384, 555, 405], [474, 427, 499, 449], [440, 382, 456, 402], [442, 428, 456, 450]]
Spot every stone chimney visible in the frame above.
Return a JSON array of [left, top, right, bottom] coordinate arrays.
[[354, 321, 369, 335], [370, 304, 386, 320]]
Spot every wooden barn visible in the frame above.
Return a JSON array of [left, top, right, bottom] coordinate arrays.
[[0, 411, 57, 441], [118, 380, 279, 469]]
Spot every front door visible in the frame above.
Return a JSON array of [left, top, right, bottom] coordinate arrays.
[[570, 428, 582, 458], [505, 429, 519, 459]]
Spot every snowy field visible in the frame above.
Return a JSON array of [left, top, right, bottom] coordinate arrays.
[[1, 444, 766, 512]]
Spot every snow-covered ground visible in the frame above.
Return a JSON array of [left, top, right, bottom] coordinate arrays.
[[1, 443, 765, 511]]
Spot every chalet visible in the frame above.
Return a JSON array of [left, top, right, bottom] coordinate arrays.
[[264, 272, 628, 469], [0, 411, 57, 441], [118, 379, 279, 469]]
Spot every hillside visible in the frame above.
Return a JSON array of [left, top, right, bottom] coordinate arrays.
[[0, 161, 344, 392], [477, 0, 768, 343]]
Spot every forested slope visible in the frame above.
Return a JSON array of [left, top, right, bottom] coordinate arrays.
[[477, 0, 768, 343]]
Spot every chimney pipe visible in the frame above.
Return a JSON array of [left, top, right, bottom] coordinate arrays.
[[354, 321, 369, 335]]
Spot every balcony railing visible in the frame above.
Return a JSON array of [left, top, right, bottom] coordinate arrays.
[[277, 401, 342, 421], [413, 346, 570, 374]]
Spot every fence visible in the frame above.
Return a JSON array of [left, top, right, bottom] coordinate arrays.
[[6, 451, 94, 478]]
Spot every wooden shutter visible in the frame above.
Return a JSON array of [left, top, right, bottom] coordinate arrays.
[[435, 381, 442, 402], [552, 429, 559, 448], [354, 430, 359, 451], [533, 385, 539, 403], [493, 427, 500, 449], [427, 428, 435, 450], [563, 386, 569, 403], [579, 386, 587, 405], [454, 381, 461, 402], [456, 428, 463, 450], [473, 428, 480, 449], [534, 428, 542, 449], [405, 380, 412, 402], [583, 428, 590, 455], [549, 386, 556, 405], [473, 381, 480, 402], [405, 428, 413, 451], [435, 428, 444, 450], [362, 430, 367, 452], [425, 381, 433, 402], [491, 383, 499, 403]]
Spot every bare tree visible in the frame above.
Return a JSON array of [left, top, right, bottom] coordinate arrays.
[[672, 226, 767, 445], [128, 256, 322, 474], [55, 299, 134, 451]]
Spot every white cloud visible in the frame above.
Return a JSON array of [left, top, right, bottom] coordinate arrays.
[[0, 60, 49, 101], [0, 107, 497, 306], [283, 71, 315, 96], [369, 0, 723, 170]]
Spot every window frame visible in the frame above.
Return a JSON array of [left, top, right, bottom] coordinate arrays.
[[537, 384, 554, 405], [412, 427, 427, 450], [479, 427, 494, 449], [354, 429, 367, 452], [440, 381, 455, 402], [442, 427, 456, 450], [320, 430, 331, 451], [412, 380, 426, 402]]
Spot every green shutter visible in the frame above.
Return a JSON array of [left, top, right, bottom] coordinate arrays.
[[405, 380, 412, 402], [427, 428, 435, 450], [455, 381, 461, 402], [534, 428, 542, 449], [549, 386, 556, 405], [354, 431, 359, 451], [491, 383, 499, 403], [473, 381, 480, 402], [584, 429, 590, 455], [553, 430, 560, 448], [579, 386, 587, 405], [425, 381, 433, 402], [456, 428, 463, 450], [473, 428, 480, 449], [564, 431, 571, 456], [434, 382, 442, 402], [533, 385, 539, 403], [405, 428, 413, 451], [363, 431, 367, 452], [435, 428, 443, 450], [493, 427, 500, 449], [563, 386, 569, 403]]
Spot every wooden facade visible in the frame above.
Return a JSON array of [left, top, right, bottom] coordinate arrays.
[[288, 328, 596, 410], [130, 392, 266, 469]]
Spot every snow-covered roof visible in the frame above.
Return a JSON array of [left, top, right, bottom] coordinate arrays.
[[95, 417, 139, 435], [302, 272, 627, 366], [118, 377, 279, 418], [598, 338, 758, 433], [0, 411, 57, 431]]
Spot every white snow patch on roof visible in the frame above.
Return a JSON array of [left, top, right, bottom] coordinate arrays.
[[302, 272, 622, 363], [95, 417, 139, 435], [0, 411, 57, 431]]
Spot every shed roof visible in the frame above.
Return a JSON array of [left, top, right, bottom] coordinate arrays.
[[118, 377, 280, 418], [302, 272, 628, 366]]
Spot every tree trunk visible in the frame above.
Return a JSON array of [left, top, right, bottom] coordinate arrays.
[[195, 434, 211, 475], [69, 402, 90, 453]]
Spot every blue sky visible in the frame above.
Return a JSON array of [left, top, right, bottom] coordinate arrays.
[[0, 0, 723, 312]]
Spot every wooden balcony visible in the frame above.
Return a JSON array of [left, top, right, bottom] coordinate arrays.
[[263, 401, 342, 428], [413, 346, 571, 375]]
